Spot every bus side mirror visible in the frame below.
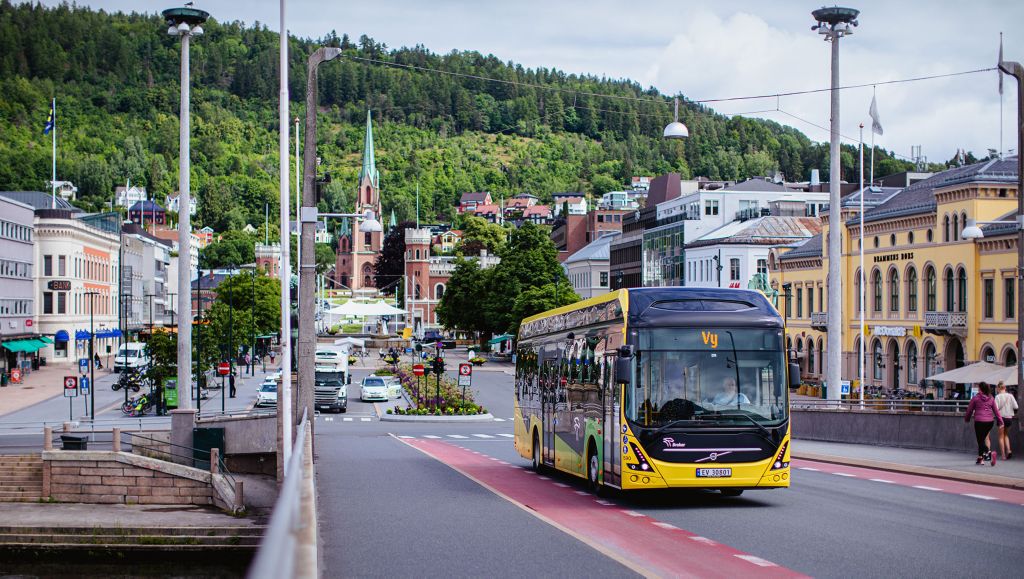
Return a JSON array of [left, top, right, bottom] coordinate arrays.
[[615, 345, 634, 385], [788, 362, 800, 388]]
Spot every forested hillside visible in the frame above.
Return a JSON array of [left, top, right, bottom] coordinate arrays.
[[0, 1, 915, 230]]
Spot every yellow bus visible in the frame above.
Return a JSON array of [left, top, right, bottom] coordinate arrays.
[[514, 287, 795, 496]]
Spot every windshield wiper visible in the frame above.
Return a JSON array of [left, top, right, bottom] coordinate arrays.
[[704, 411, 771, 439], [647, 419, 701, 440]]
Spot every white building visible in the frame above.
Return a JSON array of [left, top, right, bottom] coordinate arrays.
[[0, 195, 37, 373], [552, 195, 588, 216], [165, 192, 197, 216], [683, 215, 822, 289], [598, 191, 639, 211], [34, 209, 121, 365], [563, 232, 619, 299], [114, 185, 147, 208]]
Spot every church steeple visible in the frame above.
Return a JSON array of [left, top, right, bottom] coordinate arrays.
[[389, 209, 397, 230], [358, 110, 379, 189]]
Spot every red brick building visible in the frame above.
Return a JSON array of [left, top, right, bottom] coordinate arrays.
[[335, 112, 384, 291]]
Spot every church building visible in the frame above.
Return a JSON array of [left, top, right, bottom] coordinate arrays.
[[335, 111, 384, 292]]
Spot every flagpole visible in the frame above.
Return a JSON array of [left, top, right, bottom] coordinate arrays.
[[51, 97, 56, 209], [1000, 32, 1004, 158], [869, 87, 876, 187], [859, 124, 866, 408]]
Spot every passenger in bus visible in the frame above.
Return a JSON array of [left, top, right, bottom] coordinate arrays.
[[704, 377, 750, 407]]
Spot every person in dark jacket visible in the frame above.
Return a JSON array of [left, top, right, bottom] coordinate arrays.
[[964, 382, 1004, 466], [229, 370, 237, 398]]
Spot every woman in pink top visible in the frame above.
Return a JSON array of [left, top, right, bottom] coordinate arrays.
[[964, 382, 1004, 466]]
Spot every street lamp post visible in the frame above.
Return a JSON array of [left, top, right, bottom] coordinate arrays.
[[145, 293, 156, 337], [85, 291, 98, 419], [812, 5, 859, 401], [997, 59, 1024, 406], [162, 5, 208, 412]]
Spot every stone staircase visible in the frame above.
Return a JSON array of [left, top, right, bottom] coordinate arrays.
[[0, 454, 43, 502], [0, 524, 266, 554]]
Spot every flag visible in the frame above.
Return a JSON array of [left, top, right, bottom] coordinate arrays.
[[43, 100, 54, 135], [869, 94, 883, 136], [998, 33, 1004, 95]]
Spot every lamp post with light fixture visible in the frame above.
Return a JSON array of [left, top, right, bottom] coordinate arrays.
[[162, 5, 208, 411], [812, 5, 859, 401]]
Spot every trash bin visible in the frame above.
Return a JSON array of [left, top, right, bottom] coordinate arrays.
[[60, 434, 88, 450], [1, 373, 7, 387]]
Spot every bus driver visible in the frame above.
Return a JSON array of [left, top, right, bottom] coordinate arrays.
[[704, 376, 750, 408]]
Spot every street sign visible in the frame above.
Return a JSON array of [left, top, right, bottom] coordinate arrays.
[[217, 362, 231, 376], [10, 368, 22, 383], [458, 363, 472, 387], [80, 376, 90, 393], [840, 380, 851, 395], [64, 376, 77, 390], [412, 364, 425, 377], [79, 358, 89, 373], [24, 319, 32, 327]]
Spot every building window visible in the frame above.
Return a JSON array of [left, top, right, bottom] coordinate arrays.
[[44, 255, 52, 276], [43, 292, 53, 314], [704, 200, 719, 216], [957, 268, 967, 313], [908, 231, 915, 245], [435, 284, 445, 300], [907, 340, 918, 384], [873, 269, 882, 312], [796, 288, 803, 318], [818, 287, 823, 314], [926, 267, 936, 311], [364, 232, 372, 247], [889, 269, 899, 312], [927, 229, 933, 242], [873, 340, 883, 380], [944, 269, 954, 312], [855, 270, 862, 313], [952, 214, 959, 241], [785, 291, 792, 319], [58, 255, 66, 276], [600, 271, 608, 287], [983, 278, 994, 319], [943, 215, 950, 242], [757, 259, 767, 276], [1006, 278, 1016, 320], [57, 292, 66, 314], [729, 258, 740, 281], [907, 267, 918, 312], [808, 287, 814, 316]]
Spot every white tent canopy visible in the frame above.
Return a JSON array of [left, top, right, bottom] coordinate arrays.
[[327, 300, 405, 317], [925, 361, 1006, 384], [333, 337, 366, 351]]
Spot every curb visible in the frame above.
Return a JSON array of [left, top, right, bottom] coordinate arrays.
[[379, 413, 495, 423], [792, 450, 1024, 490]]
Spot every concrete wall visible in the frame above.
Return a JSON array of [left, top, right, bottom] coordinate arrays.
[[196, 413, 277, 455], [792, 409, 1023, 453]]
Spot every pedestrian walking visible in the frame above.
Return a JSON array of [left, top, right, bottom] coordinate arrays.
[[994, 381, 1018, 460], [229, 371, 237, 398], [269, 350, 276, 366], [93, 353, 102, 370], [964, 382, 1003, 466], [244, 353, 251, 372]]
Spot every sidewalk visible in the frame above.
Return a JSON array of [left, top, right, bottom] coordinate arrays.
[[793, 438, 1024, 489], [0, 364, 114, 417]]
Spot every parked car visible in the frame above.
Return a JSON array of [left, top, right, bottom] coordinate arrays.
[[359, 376, 389, 402], [113, 342, 150, 372], [256, 381, 277, 408]]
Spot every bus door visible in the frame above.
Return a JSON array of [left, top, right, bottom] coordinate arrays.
[[542, 359, 556, 467], [602, 353, 621, 488]]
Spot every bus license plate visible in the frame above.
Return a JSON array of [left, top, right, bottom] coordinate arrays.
[[696, 468, 732, 478]]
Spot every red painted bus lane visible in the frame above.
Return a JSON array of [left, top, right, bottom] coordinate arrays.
[[400, 437, 806, 578], [793, 458, 1024, 506]]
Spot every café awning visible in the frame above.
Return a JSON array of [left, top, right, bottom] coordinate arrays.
[[1, 338, 47, 353], [487, 334, 514, 345], [926, 361, 1005, 384]]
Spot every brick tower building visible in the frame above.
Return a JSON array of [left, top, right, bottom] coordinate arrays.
[[335, 111, 383, 291]]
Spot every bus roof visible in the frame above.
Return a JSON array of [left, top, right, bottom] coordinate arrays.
[[627, 287, 783, 329]]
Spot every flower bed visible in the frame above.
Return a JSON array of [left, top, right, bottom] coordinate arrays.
[[387, 363, 487, 415]]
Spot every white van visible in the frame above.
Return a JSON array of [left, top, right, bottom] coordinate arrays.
[[114, 342, 150, 372]]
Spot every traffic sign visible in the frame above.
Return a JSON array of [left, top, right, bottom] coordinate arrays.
[[412, 364, 425, 377], [24, 319, 32, 327], [80, 377, 90, 393], [64, 376, 77, 390], [79, 358, 89, 373], [458, 363, 472, 387], [217, 362, 231, 376], [10, 368, 22, 383]]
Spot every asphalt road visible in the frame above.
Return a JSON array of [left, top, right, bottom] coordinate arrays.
[[316, 365, 1024, 577]]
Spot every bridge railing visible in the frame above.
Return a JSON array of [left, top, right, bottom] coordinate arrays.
[[248, 409, 317, 579], [791, 398, 967, 414]]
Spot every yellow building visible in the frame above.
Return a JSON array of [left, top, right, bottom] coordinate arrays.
[[770, 158, 1020, 398]]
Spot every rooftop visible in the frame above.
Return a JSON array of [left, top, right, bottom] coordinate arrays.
[[0, 191, 77, 211], [720, 178, 790, 193], [778, 233, 823, 260], [687, 216, 822, 249], [563, 231, 620, 264]]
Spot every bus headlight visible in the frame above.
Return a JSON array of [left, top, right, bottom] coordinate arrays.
[[771, 441, 789, 470]]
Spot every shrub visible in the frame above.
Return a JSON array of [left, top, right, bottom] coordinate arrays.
[[386, 408, 393, 414], [374, 368, 394, 376]]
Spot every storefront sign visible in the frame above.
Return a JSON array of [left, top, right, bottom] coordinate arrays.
[[872, 252, 914, 264], [47, 280, 71, 291], [871, 326, 907, 337]]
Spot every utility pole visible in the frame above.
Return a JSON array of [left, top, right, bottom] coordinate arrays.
[[997, 58, 1024, 407], [812, 6, 859, 401], [85, 291, 98, 419]]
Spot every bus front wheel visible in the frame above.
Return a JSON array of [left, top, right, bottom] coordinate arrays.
[[587, 443, 604, 496], [532, 431, 542, 472]]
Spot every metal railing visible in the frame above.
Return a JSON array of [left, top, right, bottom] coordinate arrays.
[[249, 410, 313, 579], [810, 312, 828, 327], [792, 398, 968, 413], [924, 311, 968, 331]]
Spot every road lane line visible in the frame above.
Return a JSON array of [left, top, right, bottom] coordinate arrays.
[[538, 476, 550, 480], [690, 536, 717, 545], [472, 434, 494, 438], [913, 485, 942, 491], [448, 435, 468, 439], [343, 417, 352, 422], [962, 493, 997, 500], [621, 510, 645, 517], [498, 433, 515, 438], [554, 482, 570, 488], [651, 522, 679, 530], [595, 499, 614, 506], [735, 555, 778, 567], [832, 472, 856, 477], [396, 437, 806, 579], [869, 479, 895, 484], [798, 467, 819, 471], [422, 435, 441, 439], [360, 417, 371, 422], [397, 435, 414, 439], [493, 418, 505, 422], [574, 491, 589, 495]]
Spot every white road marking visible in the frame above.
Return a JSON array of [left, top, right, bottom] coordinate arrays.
[[498, 433, 515, 438], [913, 485, 942, 491], [798, 467, 819, 471], [689, 536, 717, 545], [652, 522, 679, 531], [595, 499, 614, 506], [538, 476, 550, 480], [554, 483, 570, 488], [422, 435, 441, 439], [832, 472, 856, 477], [397, 436, 414, 439], [493, 418, 506, 422], [869, 478, 895, 484], [962, 493, 998, 501], [325, 417, 334, 421], [448, 435, 468, 439], [621, 510, 646, 517], [472, 434, 495, 438], [574, 491, 590, 495], [343, 418, 353, 422], [735, 555, 777, 567], [360, 417, 371, 422], [488, 457, 500, 461]]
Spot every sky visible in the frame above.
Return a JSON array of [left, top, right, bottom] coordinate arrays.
[[68, 1, 1023, 166]]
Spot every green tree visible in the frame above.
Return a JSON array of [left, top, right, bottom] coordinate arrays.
[[374, 221, 416, 294], [483, 222, 568, 335], [509, 283, 580, 335], [436, 257, 489, 334], [144, 330, 177, 388], [457, 215, 506, 256], [315, 242, 336, 276]]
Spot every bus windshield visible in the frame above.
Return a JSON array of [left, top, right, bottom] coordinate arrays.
[[626, 328, 788, 427]]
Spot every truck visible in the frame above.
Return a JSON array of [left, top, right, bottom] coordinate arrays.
[[113, 342, 150, 372], [314, 367, 348, 413]]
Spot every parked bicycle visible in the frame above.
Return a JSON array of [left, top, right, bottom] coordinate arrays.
[[121, 392, 153, 417]]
